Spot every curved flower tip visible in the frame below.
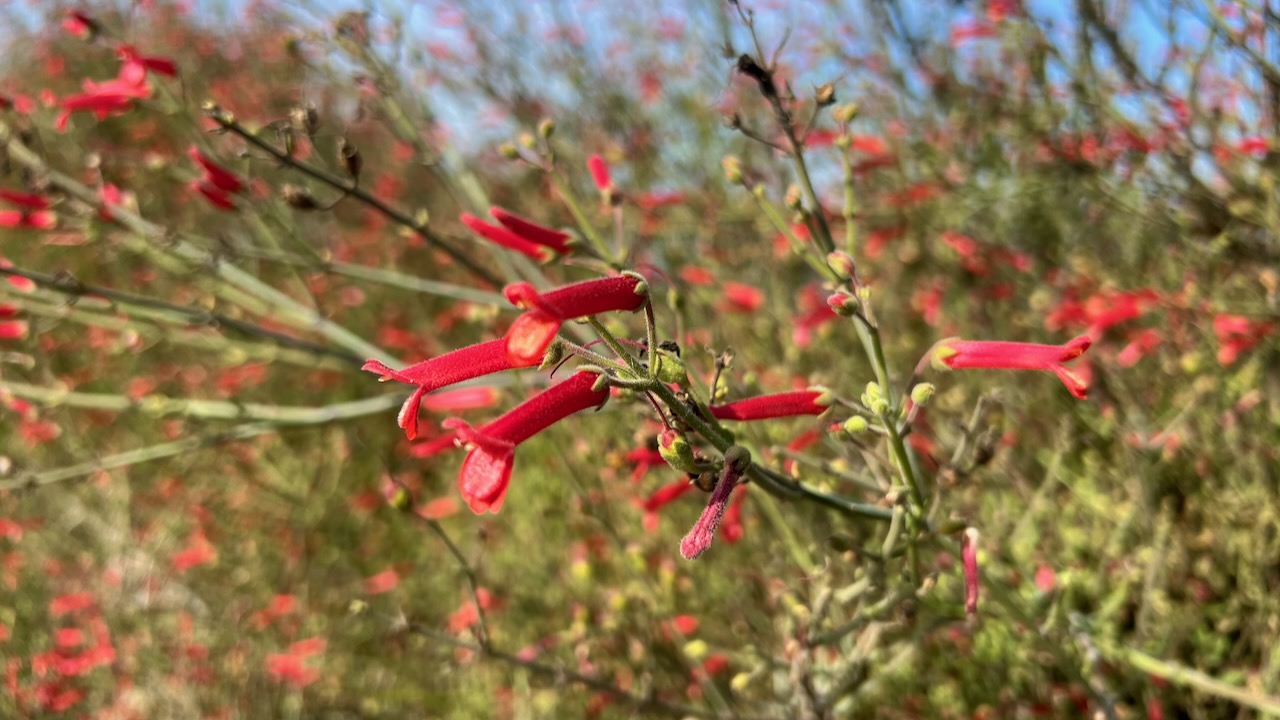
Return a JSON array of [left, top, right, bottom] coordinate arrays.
[[679, 446, 751, 560], [458, 446, 514, 514]]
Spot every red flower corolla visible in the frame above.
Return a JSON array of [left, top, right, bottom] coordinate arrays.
[[0, 210, 54, 230], [460, 212, 556, 262], [1213, 314, 1275, 366], [641, 478, 696, 531], [489, 207, 573, 255], [709, 390, 828, 421], [363, 339, 541, 440], [445, 371, 608, 514], [55, 92, 135, 132], [116, 45, 178, 85], [934, 334, 1092, 399], [188, 147, 244, 195], [0, 189, 49, 209], [961, 528, 980, 616], [680, 447, 750, 560], [587, 155, 612, 192], [61, 11, 97, 40], [503, 274, 647, 364]]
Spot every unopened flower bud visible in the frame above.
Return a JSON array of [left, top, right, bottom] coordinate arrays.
[[722, 155, 743, 185], [827, 251, 857, 279], [833, 102, 860, 125], [784, 184, 803, 211], [537, 118, 556, 139], [842, 416, 868, 434], [498, 143, 520, 160], [861, 382, 888, 415], [826, 291, 858, 316], [910, 383, 936, 407], [815, 83, 837, 106], [658, 429, 698, 473], [518, 132, 536, 149]]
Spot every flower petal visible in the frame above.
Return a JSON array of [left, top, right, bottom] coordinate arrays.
[[458, 446, 514, 514]]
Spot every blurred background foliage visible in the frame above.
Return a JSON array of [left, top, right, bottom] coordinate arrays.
[[0, 0, 1278, 717]]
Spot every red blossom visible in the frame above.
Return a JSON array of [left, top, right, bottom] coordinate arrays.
[[720, 282, 764, 313], [364, 569, 399, 595], [489, 207, 574, 255], [680, 447, 750, 560], [188, 146, 244, 195], [363, 339, 540, 440], [503, 274, 646, 364], [709, 390, 827, 421], [460, 212, 556, 262], [55, 92, 136, 132], [587, 155, 612, 192], [934, 335, 1092, 399], [0, 189, 49, 209], [961, 528, 980, 616], [446, 371, 608, 514], [116, 45, 179, 84]]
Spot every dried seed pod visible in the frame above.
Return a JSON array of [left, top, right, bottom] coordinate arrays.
[[281, 184, 318, 210], [337, 137, 362, 180]]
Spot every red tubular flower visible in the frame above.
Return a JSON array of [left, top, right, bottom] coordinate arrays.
[[188, 147, 244, 195], [116, 45, 178, 85], [363, 338, 541, 440], [489, 207, 573, 254], [503, 275, 647, 364], [460, 212, 555, 262], [680, 447, 750, 560], [642, 478, 696, 530], [445, 371, 608, 514], [933, 334, 1092, 399], [709, 390, 827, 421], [55, 92, 135, 132], [0, 189, 49, 210], [961, 528, 980, 616], [587, 155, 612, 192]]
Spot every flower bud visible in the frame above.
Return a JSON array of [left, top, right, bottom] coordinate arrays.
[[537, 118, 556, 139], [910, 383, 936, 407], [827, 251, 857, 280], [518, 132, 536, 149], [841, 416, 868, 434], [722, 155, 743, 185], [784, 184, 803, 210], [658, 429, 698, 473], [498, 143, 520, 160], [826, 291, 858, 316], [861, 382, 889, 415], [833, 102, 860, 125], [815, 83, 837, 106]]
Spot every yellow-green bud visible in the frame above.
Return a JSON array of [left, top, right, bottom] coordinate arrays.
[[833, 102, 860, 125], [722, 155, 743, 185], [498, 143, 520, 160], [537, 118, 556, 139], [815, 83, 837, 106], [842, 416, 869, 434], [518, 132, 536, 149], [910, 383, 936, 407]]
